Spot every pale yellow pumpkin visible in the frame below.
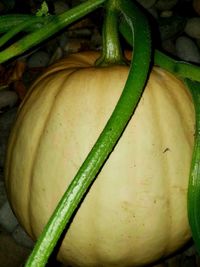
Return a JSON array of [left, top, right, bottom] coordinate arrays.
[[5, 51, 195, 266]]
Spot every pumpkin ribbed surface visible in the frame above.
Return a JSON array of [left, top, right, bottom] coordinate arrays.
[[5, 51, 195, 266]]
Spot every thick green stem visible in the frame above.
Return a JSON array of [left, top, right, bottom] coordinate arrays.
[[0, 0, 105, 63], [96, 0, 125, 66], [25, 0, 151, 266], [0, 19, 44, 48], [119, 18, 200, 82], [185, 79, 200, 254], [0, 14, 50, 33], [154, 51, 200, 82]]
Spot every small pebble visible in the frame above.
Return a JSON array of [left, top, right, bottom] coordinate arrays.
[[0, 201, 19, 232], [184, 17, 200, 39], [49, 47, 64, 65], [27, 51, 50, 68], [59, 33, 69, 49], [160, 10, 173, 18], [136, 0, 157, 9], [67, 28, 92, 38], [12, 225, 35, 249], [175, 35, 200, 63], [63, 38, 89, 54], [155, 0, 178, 10], [0, 108, 17, 167], [0, 180, 7, 208], [0, 90, 18, 110], [158, 16, 186, 41]]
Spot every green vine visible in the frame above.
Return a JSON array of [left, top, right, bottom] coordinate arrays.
[[184, 79, 200, 254], [0, 0, 105, 63]]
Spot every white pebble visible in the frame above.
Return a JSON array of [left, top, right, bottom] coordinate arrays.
[[27, 51, 50, 68], [12, 225, 35, 249], [175, 36, 200, 63], [49, 47, 63, 65], [0, 90, 18, 110], [185, 17, 200, 39], [63, 38, 87, 54], [0, 201, 19, 232]]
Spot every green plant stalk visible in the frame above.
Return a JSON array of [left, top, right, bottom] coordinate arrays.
[[184, 79, 200, 254], [0, 14, 51, 33], [119, 18, 200, 82], [154, 51, 200, 82], [0, 0, 105, 64], [0, 0, 53, 34], [96, 0, 126, 66], [0, 19, 45, 48], [25, 0, 151, 266]]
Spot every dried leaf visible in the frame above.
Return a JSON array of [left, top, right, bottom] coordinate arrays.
[[0, 60, 26, 87], [12, 80, 27, 100], [9, 61, 26, 82]]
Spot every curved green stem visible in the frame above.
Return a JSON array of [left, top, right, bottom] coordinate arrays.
[[184, 79, 200, 253], [25, 0, 151, 266], [0, 0, 105, 64], [119, 18, 200, 82], [96, 0, 126, 66], [0, 18, 46, 48], [154, 51, 200, 82]]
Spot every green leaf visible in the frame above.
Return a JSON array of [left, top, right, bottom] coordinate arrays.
[[36, 1, 49, 17]]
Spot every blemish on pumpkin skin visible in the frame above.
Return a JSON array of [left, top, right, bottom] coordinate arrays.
[[121, 201, 131, 212], [163, 147, 170, 153]]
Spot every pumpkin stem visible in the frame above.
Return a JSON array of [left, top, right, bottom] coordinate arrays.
[[96, 0, 127, 66]]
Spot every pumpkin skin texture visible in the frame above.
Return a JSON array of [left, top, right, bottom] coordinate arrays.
[[5, 51, 195, 267]]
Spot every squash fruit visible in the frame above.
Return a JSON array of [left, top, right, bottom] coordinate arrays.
[[5, 51, 195, 266]]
